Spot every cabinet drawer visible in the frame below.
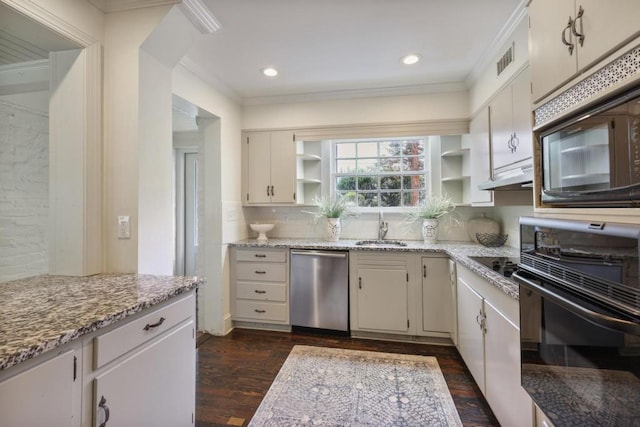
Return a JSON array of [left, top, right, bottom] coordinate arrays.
[[236, 282, 286, 302], [235, 249, 286, 263], [235, 300, 287, 322], [93, 293, 194, 369], [236, 263, 286, 282]]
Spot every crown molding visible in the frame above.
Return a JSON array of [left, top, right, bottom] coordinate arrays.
[[464, 0, 528, 87], [178, 55, 242, 104], [0, 59, 49, 95], [177, 0, 221, 34], [87, 0, 180, 13], [2, 0, 98, 46], [241, 81, 469, 106]]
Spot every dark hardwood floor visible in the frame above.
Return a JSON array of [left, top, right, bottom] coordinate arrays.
[[195, 328, 499, 427]]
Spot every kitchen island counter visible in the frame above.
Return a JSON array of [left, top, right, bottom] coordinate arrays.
[[230, 239, 520, 300], [0, 274, 201, 371]]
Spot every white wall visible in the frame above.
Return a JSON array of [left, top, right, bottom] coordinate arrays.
[[102, 6, 171, 272], [242, 91, 469, 130], [469, 15, 529, 116], [0, 99, 49, 282], [172, 64, 243, 335]]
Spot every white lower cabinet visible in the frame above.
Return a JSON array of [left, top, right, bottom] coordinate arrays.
[[350, 252, 454, 340], [456, 277, 486, 391], [0, 348, 79, 427], [93, 321, 194, 426], [351, 252, 411, 334], [421, 256, 454, 337], [231, 248, 290, 325], [456, 264, 533, 427], [0, 291, 196, 427]]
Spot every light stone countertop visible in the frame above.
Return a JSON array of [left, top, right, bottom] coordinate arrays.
[[0, 274, 202, 371], [230, 239, 521, 300]]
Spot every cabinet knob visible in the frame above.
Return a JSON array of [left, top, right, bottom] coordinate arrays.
[[97, 396, 110, 427]]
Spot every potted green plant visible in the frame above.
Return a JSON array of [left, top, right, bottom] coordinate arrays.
[[406, 194, 455, 243], [306, 195, 358, 241]]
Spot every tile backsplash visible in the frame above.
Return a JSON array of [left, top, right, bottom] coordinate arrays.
[[242, 205, 533, 248]]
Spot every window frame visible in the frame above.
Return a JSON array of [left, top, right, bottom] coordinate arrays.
[[330, 136, 431, 211]]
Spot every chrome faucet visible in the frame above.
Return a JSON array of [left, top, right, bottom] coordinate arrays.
[[378, 211, 388, 240]]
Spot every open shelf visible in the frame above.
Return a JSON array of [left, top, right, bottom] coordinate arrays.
[[441, 175, 470, 182], [441, 148, 470, 158], [560, 143, 608, 155], [297, 153, 322, 161]]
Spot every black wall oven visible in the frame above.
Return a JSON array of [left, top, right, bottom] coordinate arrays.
[[513, 217, 640, 426], [538, 85, 640, 206]]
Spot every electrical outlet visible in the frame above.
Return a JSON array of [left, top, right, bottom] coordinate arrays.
[[118, 216, 131, 239]]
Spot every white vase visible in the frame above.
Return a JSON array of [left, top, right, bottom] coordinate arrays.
[[326, 218, 341, 241], [422, 218, 439, 244]]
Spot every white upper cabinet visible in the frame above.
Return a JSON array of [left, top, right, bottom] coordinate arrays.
[[529, 0, 640, 102], [469, 107, 493, 205], [243, 130, 296, 205], [490, 66, 533, 172]]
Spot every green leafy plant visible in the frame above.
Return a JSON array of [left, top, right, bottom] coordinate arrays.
[[406, 193, 456, 220], [305, 195, 358, 219]]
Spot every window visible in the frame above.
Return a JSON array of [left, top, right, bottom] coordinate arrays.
[[333, 137, 428, 208]]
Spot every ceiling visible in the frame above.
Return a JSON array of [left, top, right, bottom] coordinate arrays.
[[184, 0, 525, 104]]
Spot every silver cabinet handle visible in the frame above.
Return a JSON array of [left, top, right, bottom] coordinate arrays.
[[143, 317, 165, 331], [561, 17, 575, 55], [98, 396, 110, 427], [291, 250, 347, 258], [571, 5, 585, 47]]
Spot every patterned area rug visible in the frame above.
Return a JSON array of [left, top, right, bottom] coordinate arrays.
[[249, 345, 463, 426]]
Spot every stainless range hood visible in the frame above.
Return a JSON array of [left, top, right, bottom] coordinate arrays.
[[478, 165, 533, 191]]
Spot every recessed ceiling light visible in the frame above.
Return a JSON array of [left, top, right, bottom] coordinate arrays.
[[401, 54, 421, 65], [262, 67, 278, 77]]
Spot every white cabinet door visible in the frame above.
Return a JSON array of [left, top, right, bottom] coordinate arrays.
[[456, 277, 486, 392], [490, 83, 514, 172], [511, 67, 533, 164], [356, 267, 409, 333], [421, 257, 453, 334], [246, 131, 272, 204], [484, 300, 533, 427], [577, 0, 640, 69], [0, 349, 77, 427], [469, 107, 493, 205], [93, 321, 195, 427], [245, 130, 296, 204], [269, 130, 296, 204], [529, 0, 577, 102], [491, 68, 533, 172]]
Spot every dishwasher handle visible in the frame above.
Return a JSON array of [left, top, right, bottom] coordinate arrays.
[[290, 250, 347, 259]]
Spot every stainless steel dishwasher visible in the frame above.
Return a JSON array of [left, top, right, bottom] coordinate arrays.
[[290, 249, 349, 332]]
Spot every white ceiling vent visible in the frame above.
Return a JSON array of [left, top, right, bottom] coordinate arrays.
[[496, 43, 514, 76]]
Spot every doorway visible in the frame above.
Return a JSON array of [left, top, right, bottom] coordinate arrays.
[[175, 149, 198, 276]]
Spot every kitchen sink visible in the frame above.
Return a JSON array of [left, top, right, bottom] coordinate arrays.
[[354, 240, 408, 247]]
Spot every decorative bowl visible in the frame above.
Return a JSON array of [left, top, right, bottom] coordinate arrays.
[[250, 223, 275, 241], [476, 233, 508, 247]]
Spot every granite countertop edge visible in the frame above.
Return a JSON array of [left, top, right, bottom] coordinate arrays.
[[230, 238, 520, 301], [0, 274, 203, 372]]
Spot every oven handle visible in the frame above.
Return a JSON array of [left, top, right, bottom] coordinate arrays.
[[513, 271, 640, 336]]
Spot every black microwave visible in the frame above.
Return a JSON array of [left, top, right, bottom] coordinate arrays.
[[539, 86, 640, 206]]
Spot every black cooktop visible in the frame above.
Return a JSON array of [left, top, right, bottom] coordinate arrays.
[[469, 256, 520, 278]]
